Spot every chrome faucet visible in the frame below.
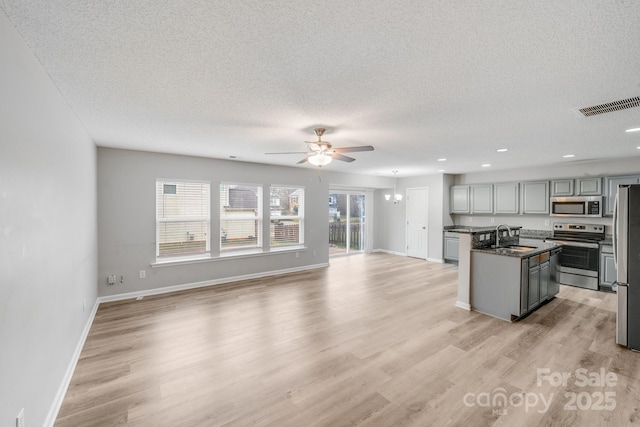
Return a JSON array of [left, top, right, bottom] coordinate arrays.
[[495, 224, 512, 248]]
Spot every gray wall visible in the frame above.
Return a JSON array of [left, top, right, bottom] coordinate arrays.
[[0, 11, 98, 427], [97, 148, 397, 297], [374, 173, 449, 261]]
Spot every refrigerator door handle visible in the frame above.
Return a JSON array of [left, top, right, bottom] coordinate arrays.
[[613, 192, 618, 268], [617, 186, 629, 285]]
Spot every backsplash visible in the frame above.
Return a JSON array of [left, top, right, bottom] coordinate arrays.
[[471, 229, 520, 249], [519, 229, 553, 239]]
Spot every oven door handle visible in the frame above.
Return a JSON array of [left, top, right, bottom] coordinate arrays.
[[548, 239, 599, 249]]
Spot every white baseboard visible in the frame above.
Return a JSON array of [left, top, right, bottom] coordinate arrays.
[[372, 248, 406, 256], [98, 262, 330, 303], [427, 257, 445, 263], [44, 298, 100, 427], [455, 301, 471, 311]]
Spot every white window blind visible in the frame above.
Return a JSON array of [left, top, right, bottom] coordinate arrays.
[[270, 186, 304, 247], [156, 180, 210, 258], [220, 183, 262, 251]]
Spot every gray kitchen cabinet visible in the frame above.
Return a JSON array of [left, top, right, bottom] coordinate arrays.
[[444, 232, 460, 262], [527, 263, 540, 311], [576, 177, 602, 195], [600, 245, 616, 289], [551, 179, 574, 196], [521, 181, 549, 214], [470, 184, 493, 214], [494, 182, 519, 214], [605, 175, 640, 215], [450, 185, 470, 214], [549, 248, 561, 296], [540, 260, 550, 302]]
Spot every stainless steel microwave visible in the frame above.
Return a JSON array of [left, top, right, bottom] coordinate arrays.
[[550, 196, 603, 217]]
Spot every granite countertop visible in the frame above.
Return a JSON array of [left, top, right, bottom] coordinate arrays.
[[472, 240, 561, 258], [444, 225, 522, 234]]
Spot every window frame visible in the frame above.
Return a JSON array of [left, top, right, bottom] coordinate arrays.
[[269, 185, 305, 248], [219, 182, 264, 253], [155, 178, 211, 260]]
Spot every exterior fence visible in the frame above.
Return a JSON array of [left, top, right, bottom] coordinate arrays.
[[329, 222, 364, 249]]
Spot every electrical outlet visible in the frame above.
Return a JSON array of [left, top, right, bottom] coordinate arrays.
[[312, 250, 317, 257], [490, 217, 495, 224], [107, 274, 116, 285], [16, 408, 24, 427], [545, 219, 550, 226], [139, 270, 146, 279], [295, 252, 299, 259]]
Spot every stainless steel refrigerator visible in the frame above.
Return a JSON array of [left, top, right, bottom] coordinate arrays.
[[614, 184, 640, 351]]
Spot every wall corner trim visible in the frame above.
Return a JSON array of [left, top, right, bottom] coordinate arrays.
[[455, 301, 471, 311]]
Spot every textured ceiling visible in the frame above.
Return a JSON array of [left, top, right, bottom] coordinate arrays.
[[2, 0, 640, 176]]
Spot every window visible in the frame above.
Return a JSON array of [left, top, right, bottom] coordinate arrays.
[[156, 180, 210, 258], [270, 186, 304, 247], [220, 183, 263, 251]]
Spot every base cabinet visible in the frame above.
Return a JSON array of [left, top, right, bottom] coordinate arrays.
[[444, 232, 460, 262], [600, 245, 616, 289]]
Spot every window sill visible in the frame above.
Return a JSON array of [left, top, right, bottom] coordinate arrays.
[[151, 246, 307, 268]]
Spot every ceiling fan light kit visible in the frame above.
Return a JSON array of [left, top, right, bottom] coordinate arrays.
[[266, 127, 374, 167], [308, 152, 332, 166]]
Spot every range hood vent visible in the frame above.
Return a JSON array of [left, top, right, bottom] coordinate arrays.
[[578, 96, 640, 117]]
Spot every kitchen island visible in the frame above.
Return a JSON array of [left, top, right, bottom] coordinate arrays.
[[472, 241, 561, 321], [445, 226, 561, 321]]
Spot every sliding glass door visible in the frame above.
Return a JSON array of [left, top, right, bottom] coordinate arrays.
[[329, 192, 365, 256]]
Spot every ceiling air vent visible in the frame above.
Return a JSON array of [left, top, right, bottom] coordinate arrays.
[[578, 96, 640, 117]]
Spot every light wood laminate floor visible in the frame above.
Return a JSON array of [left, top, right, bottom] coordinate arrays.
[[55, 253, 640, 426]]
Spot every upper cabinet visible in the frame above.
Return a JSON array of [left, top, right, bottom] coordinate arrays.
[[521, 181, 549, 214], [470, 184, 493, 214], [551, 179, 574, 197], [450, 184, 494, 214], [494, 182, 519, 214], [450, 185, 470, 214], [605, 175, 640, 215], [577, 177, 602, 195], [550, 177, 601, 196]]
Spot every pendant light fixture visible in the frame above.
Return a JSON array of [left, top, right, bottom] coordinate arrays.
[[385, 170, 403, 204]]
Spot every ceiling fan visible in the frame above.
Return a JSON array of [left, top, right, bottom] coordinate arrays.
[[266, 128, 374, 167]]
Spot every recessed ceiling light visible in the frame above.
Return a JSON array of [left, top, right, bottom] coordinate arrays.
[[625, 127, 640, 133], [496, 148, 508, 152], [637, 146, 640, 150], [437, 169, 445, 172], [563, 154, 575, 158], [481, 164, 491, 167], [437, 158, 447, 162]]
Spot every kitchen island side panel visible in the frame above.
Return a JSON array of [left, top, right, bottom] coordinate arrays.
[[471, 252, 522, 321]]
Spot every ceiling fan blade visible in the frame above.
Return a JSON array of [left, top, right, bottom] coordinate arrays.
[[297, 157, 309, 164], [332, 145, 375, 153], [265, 151, 309, 155], [332, 153, 356, 162]]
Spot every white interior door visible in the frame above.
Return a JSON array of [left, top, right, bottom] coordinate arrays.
[[406, 187, 428, 259]]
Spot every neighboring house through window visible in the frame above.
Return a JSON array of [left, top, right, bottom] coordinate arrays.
[[270, 186, 304, 247], [220, 183, 263, 251], [156, 180, 210, 259]]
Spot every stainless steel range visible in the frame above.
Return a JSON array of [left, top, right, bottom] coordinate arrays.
[[545, 223, 606, 290]]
